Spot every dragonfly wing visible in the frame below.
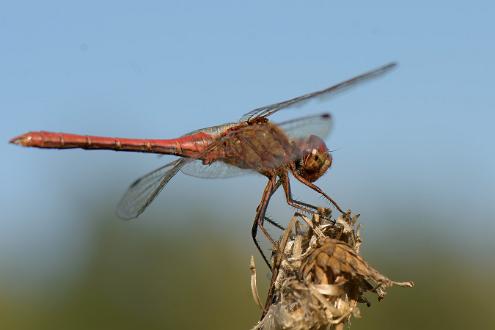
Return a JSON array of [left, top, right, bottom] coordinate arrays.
[[180, 159, 253, 178], [116, 158, 190, 219], [277, 113, 333, 141], [240, 62, 397, 121], [182, 122, 237, 138], [181, 123, 253, 178]]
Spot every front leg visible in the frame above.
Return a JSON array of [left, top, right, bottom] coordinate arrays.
[[290, 167, 344, 214], [280, 172, 320, 214]]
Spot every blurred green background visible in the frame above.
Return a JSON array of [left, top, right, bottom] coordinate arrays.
[[2, 1, 494, 329], [1, 207, 494, 329]]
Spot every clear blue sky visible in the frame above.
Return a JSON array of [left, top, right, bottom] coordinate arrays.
[[1, 1, 494, 287]]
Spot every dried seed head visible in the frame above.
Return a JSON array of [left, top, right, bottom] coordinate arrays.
[[253, 211, 413, 330]]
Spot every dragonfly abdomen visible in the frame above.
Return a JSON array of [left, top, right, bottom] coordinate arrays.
[[9, 131, 213, 157]]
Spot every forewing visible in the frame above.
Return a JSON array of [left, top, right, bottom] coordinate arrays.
[[182, 122, 237, 138], [277, 113, 333, 141], [180, 159, 253, 178], [240, 62, 397, 121], [116, 158, 189, 219]]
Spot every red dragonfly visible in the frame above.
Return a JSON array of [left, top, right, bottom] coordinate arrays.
[[10, 63, 396, 266]]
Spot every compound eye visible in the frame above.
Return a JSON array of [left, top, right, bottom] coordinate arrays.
[[312, 148, 322, 160], [293, 135, 332, 182]]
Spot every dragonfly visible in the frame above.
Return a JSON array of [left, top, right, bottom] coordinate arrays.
[[10, 62, 396, 268]]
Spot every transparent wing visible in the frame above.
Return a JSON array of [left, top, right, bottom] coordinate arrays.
[[277, 113, 333, 141], [116, 158, 190, 219], [181, 123, 253, 178], [182, 122, 237, 138], [180, 159, 253, 178], [240, 62, 397, 122]]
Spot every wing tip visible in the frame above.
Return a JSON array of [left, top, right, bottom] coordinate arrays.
[[115, 206, 140, 221], [380, 62, 399, 73], [115, 197, 142, 220]]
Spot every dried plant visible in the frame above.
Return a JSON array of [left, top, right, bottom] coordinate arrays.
[[251, 210, 413, 330]]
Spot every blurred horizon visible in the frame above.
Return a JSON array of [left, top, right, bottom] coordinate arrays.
[[1, 0, 494, 329]]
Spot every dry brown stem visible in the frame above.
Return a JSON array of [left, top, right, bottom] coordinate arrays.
[[251, 210, 413, 330]]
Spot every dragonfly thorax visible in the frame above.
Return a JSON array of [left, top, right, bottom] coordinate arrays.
[[294, 135, 332, 182]]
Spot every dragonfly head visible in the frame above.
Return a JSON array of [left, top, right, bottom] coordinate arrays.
[[294, 135, 332, 182]]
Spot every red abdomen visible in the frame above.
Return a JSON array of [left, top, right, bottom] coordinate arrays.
[[10, 131, 213, 158]]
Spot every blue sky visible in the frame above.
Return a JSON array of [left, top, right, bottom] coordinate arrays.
[[1, 1, 494, 286]]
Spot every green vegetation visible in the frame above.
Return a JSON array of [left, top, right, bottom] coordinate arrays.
[[1, 210, 494, 329]]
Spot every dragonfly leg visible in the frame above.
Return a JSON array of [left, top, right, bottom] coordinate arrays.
[[262, 180, 285, 232], [280, 172, 320, 214], [264, 216, 285, 231], [252, 176, 280, 270], [290, 169, 345, 214]]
